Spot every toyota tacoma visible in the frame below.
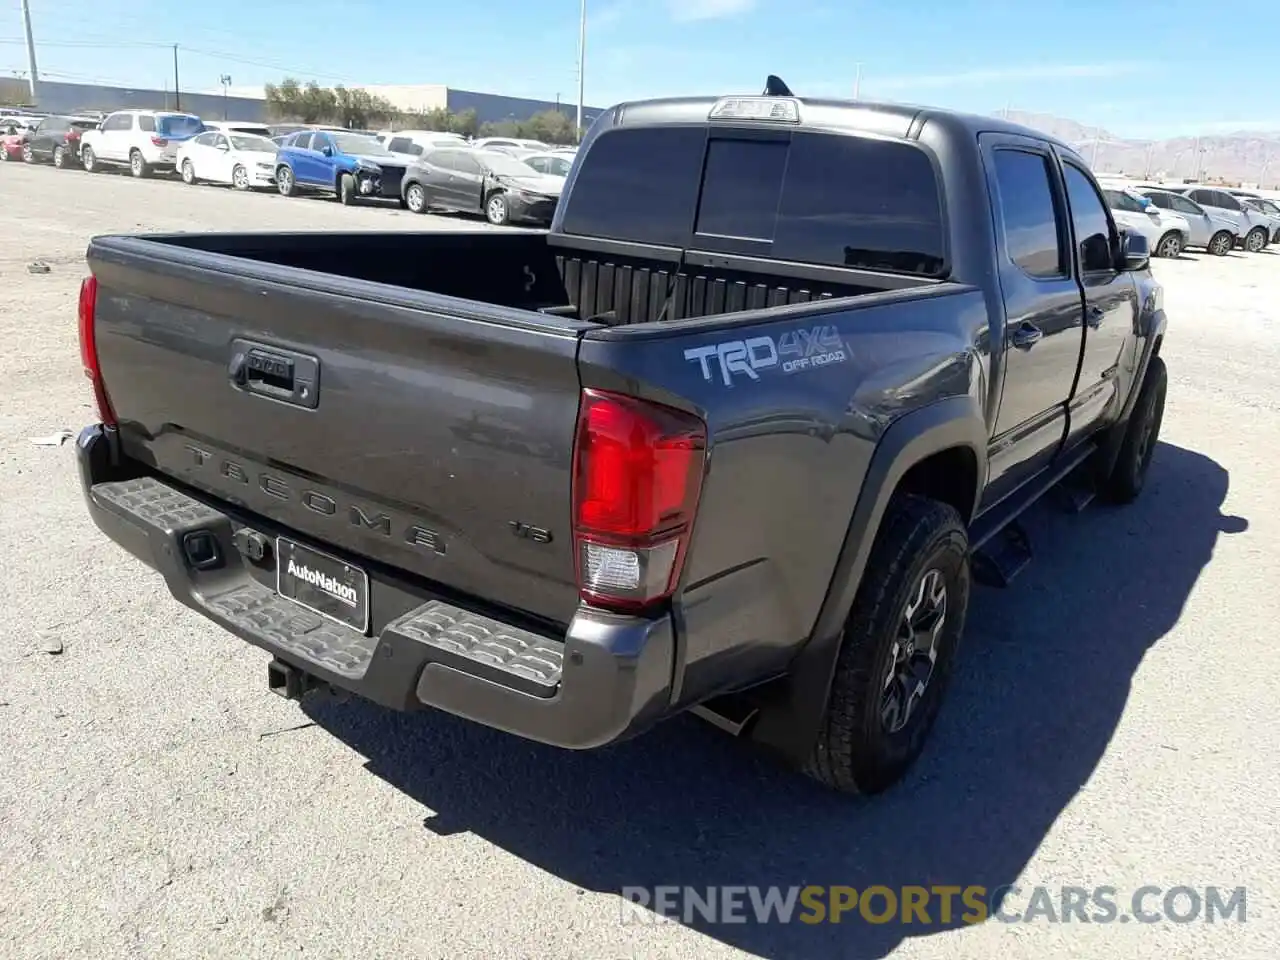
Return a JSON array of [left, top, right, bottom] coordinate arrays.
[[74, 79, 1168, 794]]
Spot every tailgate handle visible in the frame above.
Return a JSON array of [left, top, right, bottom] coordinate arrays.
[[229, 339, 320, 409]]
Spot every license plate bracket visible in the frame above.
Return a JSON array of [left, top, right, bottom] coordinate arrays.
[[276, 537, 370, 634]]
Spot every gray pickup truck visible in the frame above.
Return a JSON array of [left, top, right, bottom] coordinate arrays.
[[75, 81, 1168, 795]]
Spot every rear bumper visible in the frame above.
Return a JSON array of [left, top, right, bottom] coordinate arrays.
[[77, 424, 675, 749]]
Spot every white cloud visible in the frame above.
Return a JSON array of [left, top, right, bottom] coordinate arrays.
[[669, 0, 756, 22], [872, 62, 1153, 91]]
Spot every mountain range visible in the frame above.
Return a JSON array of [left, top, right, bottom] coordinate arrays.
[[999, 110, 1280, 187]]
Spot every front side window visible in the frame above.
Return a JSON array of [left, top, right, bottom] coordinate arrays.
[[991, 149, 1066, 279], [1063, 164, 1115, 273]]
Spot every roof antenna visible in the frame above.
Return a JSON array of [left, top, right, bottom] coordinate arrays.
[[763, 75, 793, 97]]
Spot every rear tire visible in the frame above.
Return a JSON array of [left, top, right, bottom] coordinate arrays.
[[1100, 355, 1167, 504], [804, 495, 970, 795], [53, 145, 67, 169], [22, 142, 33, 163], [129, 149, 149, 178], [80, 145, 97, 173], [1207, 230, 1233, 256]]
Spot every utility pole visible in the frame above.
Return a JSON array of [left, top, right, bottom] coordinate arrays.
[[172, 44, 181, 111], [20, 0, 39, 100], [575, 0, 586, 141], [853, 63, 862, 98], [219, 74, 231, 119]]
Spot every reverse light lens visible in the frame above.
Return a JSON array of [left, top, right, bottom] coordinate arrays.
[[572, 389, 706, 611]]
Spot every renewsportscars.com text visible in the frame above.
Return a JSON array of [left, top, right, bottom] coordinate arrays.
[[619, 884, 1247, 926]]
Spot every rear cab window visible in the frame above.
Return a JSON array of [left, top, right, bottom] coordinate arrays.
[[559, 125, 947, 277]]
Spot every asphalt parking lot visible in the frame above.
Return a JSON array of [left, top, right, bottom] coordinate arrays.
[[2, 161, 1278, 960]]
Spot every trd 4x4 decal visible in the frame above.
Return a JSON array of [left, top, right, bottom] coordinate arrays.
[[683, 324, 848, 386]]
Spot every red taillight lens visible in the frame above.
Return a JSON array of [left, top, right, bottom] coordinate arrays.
[[78, 275, 116, 426], [571, 389, 706, 612], [150, 136, 167, 147], [65, 131, 80, 142]]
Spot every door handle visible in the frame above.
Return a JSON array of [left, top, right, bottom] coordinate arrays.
[[1086, 305, 1104, 328], [1011, 322, 1043, 351]]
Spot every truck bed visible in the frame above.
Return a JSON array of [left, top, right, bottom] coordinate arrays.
[[150, 230, 926, 325]]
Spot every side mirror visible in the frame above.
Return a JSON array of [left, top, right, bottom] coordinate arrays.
[[1120, 230, 1150, 271], [320, 145, 333, 158]]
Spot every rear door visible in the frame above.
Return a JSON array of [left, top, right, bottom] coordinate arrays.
[[101, 112, 133, 160], [979, 133, 1084, 501], [1059, 159, 1139, 439]]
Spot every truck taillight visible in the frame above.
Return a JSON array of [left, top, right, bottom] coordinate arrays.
[[571, 389, 706, 612], [150, 136, 167, 147], [78, 275, 116, 426]]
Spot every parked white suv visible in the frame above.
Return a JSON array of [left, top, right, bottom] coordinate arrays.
[[79, 110, 205, 178], [1173, 186, 1270, 253], [1100, 186, 1190, 258], [1134, 187, 1239, 256]]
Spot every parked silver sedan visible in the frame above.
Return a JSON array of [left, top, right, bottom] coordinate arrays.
[[1134, 187, 1239, 256]]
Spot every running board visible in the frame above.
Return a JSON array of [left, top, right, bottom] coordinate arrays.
[[969, 441, 1099, 588]]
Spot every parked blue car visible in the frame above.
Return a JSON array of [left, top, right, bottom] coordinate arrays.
[[273, 129, 409, 205]]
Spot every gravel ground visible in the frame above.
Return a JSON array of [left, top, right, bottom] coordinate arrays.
[[1, 161, 1278, 960]]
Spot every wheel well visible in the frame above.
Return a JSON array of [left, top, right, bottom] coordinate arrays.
[[1152, 334, 1163, 357], [893, 446, 979, 525]]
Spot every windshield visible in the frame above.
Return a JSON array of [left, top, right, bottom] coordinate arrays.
[[157, 114, 203, 138], [231, 134, 277, 152], [481, 151, 544, 177], [332, 133, 392, 156]]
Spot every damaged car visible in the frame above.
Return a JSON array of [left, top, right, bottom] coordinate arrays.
[[273, 129, 408, 206]]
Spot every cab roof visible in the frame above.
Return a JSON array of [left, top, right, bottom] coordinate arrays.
[[601, 92, 1077, 155]]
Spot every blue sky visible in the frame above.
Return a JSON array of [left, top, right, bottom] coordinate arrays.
[[2, 0, 1278, 138]]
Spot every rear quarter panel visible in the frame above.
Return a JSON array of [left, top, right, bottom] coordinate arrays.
[[577, 285, 991, 706]]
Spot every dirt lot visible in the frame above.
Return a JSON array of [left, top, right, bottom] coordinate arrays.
[[1, 161, 1278, 960]]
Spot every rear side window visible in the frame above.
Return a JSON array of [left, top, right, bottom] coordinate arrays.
[[1167, 193, 1202, 216], [1144, 192, 1171, 210], [138, 115, 155, 132], [991, 149, 1066, 279], [562, 126, 946, 275], [1213, 191, 1242, 211]]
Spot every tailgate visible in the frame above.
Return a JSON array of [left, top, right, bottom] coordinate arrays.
[[87, 238, 587, 626]]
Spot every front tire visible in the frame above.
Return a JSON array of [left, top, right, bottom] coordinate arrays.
[[485, 191, 509, 225], [276, 165, 296, 196], [1245, 227, 1267, 253], [81, 145, 97, 173], [404, 181, 428, 214], [22, 142, 32, 163], [1156, 231, 1181, 258], [181, 159, 196, 185], [232, 164, 250, 191], [129, 149, 149, 178], [805, 495, 970, 795], [1207, 230, 1233, 256], [338, 172, 356, 205], [1100, 355, 1167, 504], [53, 145, 67, 169]]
